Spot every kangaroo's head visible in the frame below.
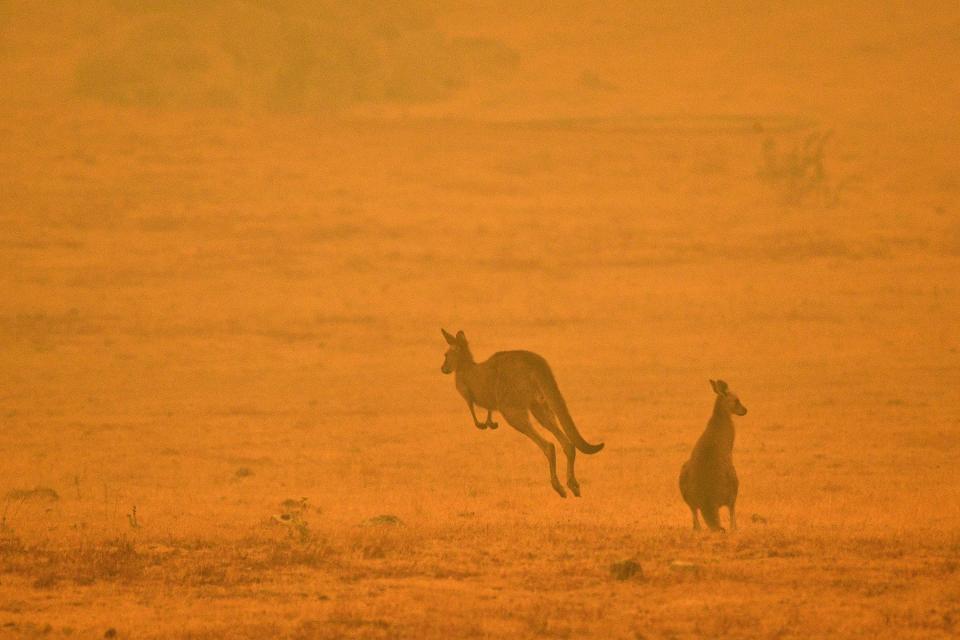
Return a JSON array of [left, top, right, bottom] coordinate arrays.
[[710, 379, 747, 416], [441, 329, 471, 374]]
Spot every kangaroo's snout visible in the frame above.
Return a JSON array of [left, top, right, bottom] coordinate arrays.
[[733, 399, 748, 416], [441, 349, 456, 374], [441, 353, 454, 374]]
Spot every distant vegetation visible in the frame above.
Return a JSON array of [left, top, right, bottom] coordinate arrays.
[[6, 1, 519, 110]]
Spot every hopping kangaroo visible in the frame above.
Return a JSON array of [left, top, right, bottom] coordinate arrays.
[[440, 329, 604, 497], [679, 379, 747, 531]]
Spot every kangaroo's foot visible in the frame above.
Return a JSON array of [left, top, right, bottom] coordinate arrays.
[[485, 420, 499, 430], [475, 422, 488, 430], [551, 479, 567, 498], [567, 478, 581, 497]]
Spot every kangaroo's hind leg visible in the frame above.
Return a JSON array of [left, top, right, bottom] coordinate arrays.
[[501, 406, 566, 498], [679, 463, 700, 529], [530, 401, 579, 497], [727, 467, 739, 531]]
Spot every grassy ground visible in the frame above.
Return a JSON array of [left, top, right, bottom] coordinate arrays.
[[1, 2, 959, 637]]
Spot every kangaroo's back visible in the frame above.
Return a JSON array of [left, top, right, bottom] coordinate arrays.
[[486, 350, 547, 379], [484, 351, 604, 455], [474, 350, 547, 399]]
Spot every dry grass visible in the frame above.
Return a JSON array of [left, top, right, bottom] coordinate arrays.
[[2, 522, 957, 637]]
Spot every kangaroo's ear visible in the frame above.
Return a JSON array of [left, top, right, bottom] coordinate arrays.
[[710, 379, 730, 394], [442, 329, 457, 345], [455, 330, 467, 345]]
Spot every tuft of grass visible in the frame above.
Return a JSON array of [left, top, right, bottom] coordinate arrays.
[[280, 498, 307, 512], [5, 487, 59, 502], [72, 538, 143, 582], [272, 498, 312, 541], [265, 537, 337, 569], [522, 602, 573, 638], [0, 537, 143, 586], [32, 573, 58, 589], [364, 514, 403, 527], [758, 129, 848, 206], [188, 562, 229, 586], [126, 505, 140, 529]]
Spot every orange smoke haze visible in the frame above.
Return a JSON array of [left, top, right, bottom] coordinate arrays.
[[1, 2, 958, 637]]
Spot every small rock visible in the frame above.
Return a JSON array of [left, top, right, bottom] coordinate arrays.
[[610, 559, 643, 581], [271, 513, 299, 526], [751, 514, 768, 524], [235, 467, 254, 478], [104, 629, 117, 638]]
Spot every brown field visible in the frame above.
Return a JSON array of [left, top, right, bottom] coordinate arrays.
[[1, 2, 959, 638]]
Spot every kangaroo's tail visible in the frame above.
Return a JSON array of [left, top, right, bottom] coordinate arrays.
[[535, 364, 604, 455], [700, 504, 725, 532]]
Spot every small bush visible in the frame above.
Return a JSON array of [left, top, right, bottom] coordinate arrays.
[[758, 130, 844, 206]]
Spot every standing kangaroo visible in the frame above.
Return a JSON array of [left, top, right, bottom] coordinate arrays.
[[679, 379, 747, 531], [440, 329, 604, 497]]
